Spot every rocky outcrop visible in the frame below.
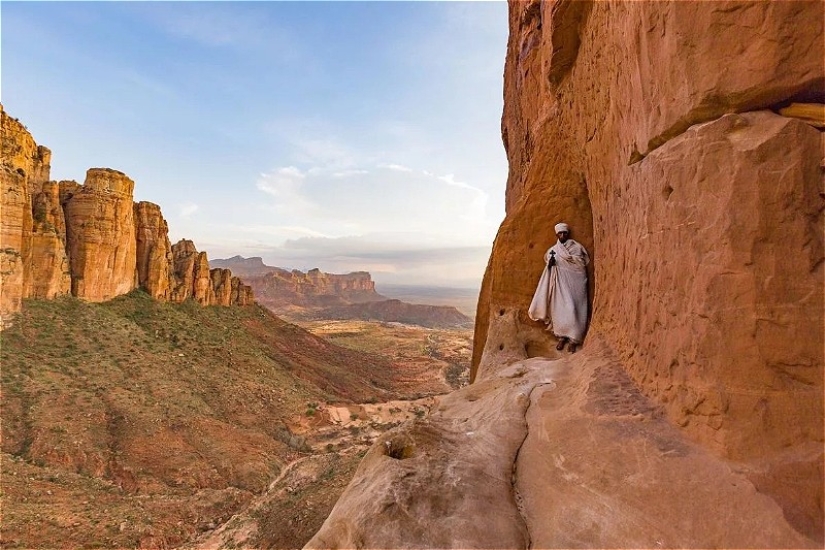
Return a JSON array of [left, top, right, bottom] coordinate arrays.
[[476, 0, 824, 464], [0, 105, 254, 325], [0, 165, 33, 321], [309, 1, 824, 547], [134, 201, 174, 301], [64, 168, 138, 301], [171, 240, 213, 305], [212, 256, 386, 310], [29, 181, 71, 299], [310, 345, 816, 549], [168, 241, 252, 307], [486, 0, 824, 544]]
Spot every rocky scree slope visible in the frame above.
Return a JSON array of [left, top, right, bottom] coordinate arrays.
[[307, 1, 824, 547]]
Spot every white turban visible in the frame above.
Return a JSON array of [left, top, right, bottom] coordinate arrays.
[[554, 222, 570, 234]]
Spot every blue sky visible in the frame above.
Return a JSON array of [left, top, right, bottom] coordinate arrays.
[[2, 1, 509, 288]]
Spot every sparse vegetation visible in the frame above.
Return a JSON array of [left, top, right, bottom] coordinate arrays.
[[0, 293, 472, 550]]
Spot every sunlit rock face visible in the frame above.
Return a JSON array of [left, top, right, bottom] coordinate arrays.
[[29, 180, 71, 299], [0, 165, 33, 325], [476, 0, 824, 470], [64, 168, 138, 301], [135, 201, 174, 301], [309, 1, 824, 547], [1, 105, 48, 322], [0, 105, 254, 320]]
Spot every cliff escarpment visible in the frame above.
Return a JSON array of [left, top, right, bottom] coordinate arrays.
[[0, 105, 253, 326], [307, 2, 823, 547], [211, 257, 472, 329], [475, 0, 823, 466], [211, 256, 383, 309]]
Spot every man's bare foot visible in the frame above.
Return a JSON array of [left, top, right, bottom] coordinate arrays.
[[556, 338, 568, 351], [568, 343, 578, 353]]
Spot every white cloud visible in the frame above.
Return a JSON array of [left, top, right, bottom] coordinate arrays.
[[253, 162, 497, 246], [332, 169, 369, 178], [379, 163, 413, 172], [179, 203, 199, 218], [256, 166, 325, 219]]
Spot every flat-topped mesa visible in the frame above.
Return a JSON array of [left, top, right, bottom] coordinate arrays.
[[0, 106, 255, 324], [304, 268, 376, 293]]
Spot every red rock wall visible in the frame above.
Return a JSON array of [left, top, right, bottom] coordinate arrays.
[[64, 168, 138, 301], [0, 106, 254, 322], [475, 0, 823, 464], [211, 268, 233, 306], [0, 166, 33, 325], [29, 181, 71, 299], [134, 201, 174, 301]]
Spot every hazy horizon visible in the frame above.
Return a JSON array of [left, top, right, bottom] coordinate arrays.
[[2, 1, 509, 288]]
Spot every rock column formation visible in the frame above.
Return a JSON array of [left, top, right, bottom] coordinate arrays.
[[308, 1, 824, 548], [134, 201, 174, 301], [29, 181, 72, 298], [64, 168, 138, 300], [0, 105, 254, 325]]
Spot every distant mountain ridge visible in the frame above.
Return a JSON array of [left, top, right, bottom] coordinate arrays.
[[301, 299, 473, 329], [211, 256, 472, 328]]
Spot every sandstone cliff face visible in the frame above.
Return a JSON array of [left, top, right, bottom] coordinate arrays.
[[309, 1, 823, 547], [0, 106, 253, 324], [0, 165, 33, 321], [211, 256, 386, 310], [475, 0, 824, 462], [29, 181, 71, 299], [64, 168, 138, 301], [134, 201, 174, 301]]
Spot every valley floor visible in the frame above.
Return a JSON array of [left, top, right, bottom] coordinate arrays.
[[0, 294, 472, 549]]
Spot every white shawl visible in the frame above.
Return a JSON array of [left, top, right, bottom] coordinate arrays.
[[528, 238, 590, 343]]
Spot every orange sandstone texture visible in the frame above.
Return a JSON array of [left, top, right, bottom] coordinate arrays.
[[0, 165, 33, 323], [29, 181, 71, 299], [471, 0, 823, 542], [310, 2, 823, 548], [134, 201, 174, 301], [476, 0, 823, 462], [64, 168, 138, 301], [0, 105, 254, 323]]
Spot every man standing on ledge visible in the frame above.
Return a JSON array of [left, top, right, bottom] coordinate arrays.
[[528, 222, 590, 353]]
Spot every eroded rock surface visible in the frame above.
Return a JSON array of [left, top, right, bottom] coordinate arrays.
[[0, 105, 254, 324], [471, 0, 823, 537], [306, 361, 539, 549], [311, 1, 823, 547], [309, 347, 817, 548], [64, 168, 138, 300]]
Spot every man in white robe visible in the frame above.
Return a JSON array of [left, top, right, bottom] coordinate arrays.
[[528, 222, 590, 352]]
